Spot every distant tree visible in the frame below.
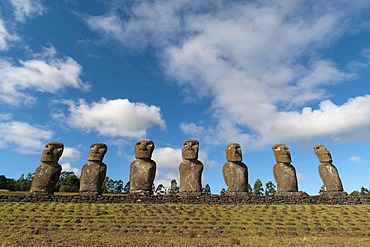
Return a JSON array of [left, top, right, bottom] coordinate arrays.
[[350, 190, 360, 196], [220, 188, 227, 195], [155, 184, 166, 195], [123, 181, 130, 194], [0, 175, 16, 191], [114, 180, 124, 193], [253, 179, 264, 196], [168, 179, 180, 195], [247, 183, 252, 194], [265, 181, 276, 196], [56, 171, 79, 192], [103, 177, 129, 194], [0, 175, 8, 189], [318, 185, 326, 196], [15, 173, 34, 191], [104, 177, 115, 193], [202, 184, 211, 195], [349, 186, 370, 196], [360, 186, 369, 196]]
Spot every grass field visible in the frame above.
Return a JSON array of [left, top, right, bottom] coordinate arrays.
[[0, 201, 369, 246]]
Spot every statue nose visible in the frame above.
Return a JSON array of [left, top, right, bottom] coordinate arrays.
[[46, 147, 55, 154]]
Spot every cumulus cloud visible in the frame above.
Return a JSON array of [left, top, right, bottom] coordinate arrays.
[[151, 147, 181, 188], [54, 98, 166, 139], [61, 163, 81, 177], [0, 114, 53, 154], [297, 173, 306, 181], [152, 147, 182, 169], [9, 0, 46, 22], [84, 1, 370, 148], [180, 122, 205, 136], [84, 1, 192, 49], [154, 169, 179, 190], [0, 47, 89, 105], [254, 95, 370, 145], [60, 147, 81, 162], [0, 19, 18, 50], [348, 155, 363, 164]]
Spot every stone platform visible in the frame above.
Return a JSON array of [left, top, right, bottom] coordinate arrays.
[[1, 194, 370, 204]]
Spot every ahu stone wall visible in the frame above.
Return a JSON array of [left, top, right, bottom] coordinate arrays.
[[1, 194, 370, 205]]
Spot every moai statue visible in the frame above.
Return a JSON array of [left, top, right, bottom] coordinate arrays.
[[222, 143, 248, 196], [179, 139, 204, 196], [314, 144, 346, 197], [30, 142, 64, 195], [79, 143, 108, 195], [130, 139, 156, 194], [272, 144, 301, 196]]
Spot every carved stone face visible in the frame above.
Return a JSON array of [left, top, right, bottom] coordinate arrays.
[[134, 139, 154, 159], [314, 144, 332, 163], [226, 143, 242, 162], [272, 144, 291, 164], [182, 139, 199, 160], [40, 142, 64, 162], [88, 143, 108, 161]]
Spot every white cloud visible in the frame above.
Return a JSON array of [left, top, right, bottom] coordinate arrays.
[[297, 173, 306, 181], [180, 122, 205, 136], [0, 115, 53, 154], [0, 47, 89, 105], [153, 147, 182, 169], [61, 163, 81, 177], [84, 1, 191, 49], [85, 1, 370, 148], [348, 155, 363, 164], [255, 96, 370, 145], [60, 147, 81, 162], [9, 0, 46, 22], [199, 150, 217, 167], [55, 98, 166, 139], [154, 169, 179, 190], [0, 19, 18, 50]]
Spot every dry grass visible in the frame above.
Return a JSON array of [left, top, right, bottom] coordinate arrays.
[[0, 202, 369, 246]]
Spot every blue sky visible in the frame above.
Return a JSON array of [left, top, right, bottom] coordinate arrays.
[[0, 0, 370, 195]]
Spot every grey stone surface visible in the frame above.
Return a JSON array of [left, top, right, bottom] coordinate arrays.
[[272, 144, 299, 195], [130, 139, 156, 194], [222, 143, 248, 195], [3, 194, 370, 205], [30, 142, 64, 195], [314, 144, 346, 197], [179, 140, 203, 196], [79, 143, 108, 195]]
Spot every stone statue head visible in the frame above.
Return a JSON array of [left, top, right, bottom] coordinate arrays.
[[313, 144, 332, 163], [88, 143, 108, 162], [182, 139, 199, 160], [134, 139, 155, 159], [272, 144, 291, 164], [40, 142, 64, 162], [226, 143, 242, 162]]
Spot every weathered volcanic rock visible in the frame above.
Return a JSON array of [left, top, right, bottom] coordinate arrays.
[[79, 143, 108, 195], [222, 143, 248, 196], [30, 142, 64, 195], [130, 139, 156, 194], [179, 139, 203, 196]]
